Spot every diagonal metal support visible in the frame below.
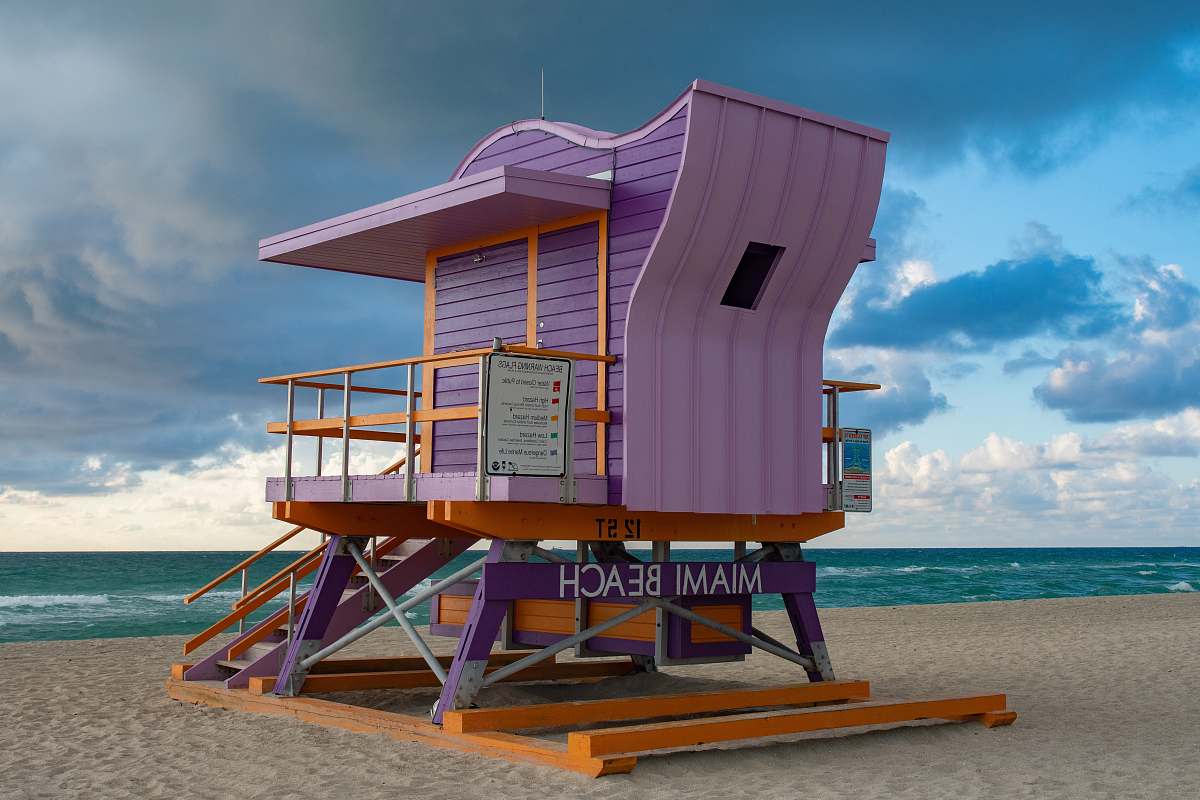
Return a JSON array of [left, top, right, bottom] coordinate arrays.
[[651, 598, 816, 672], [273, 535, 359, 696], [299, 551, 489, 671], [481, 599, 657, 687], [346, 541, 446, 683]]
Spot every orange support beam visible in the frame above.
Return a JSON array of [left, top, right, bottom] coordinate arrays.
[[567, 694, 1013, 758], [272, 501, 459, 539], [429, 500, 846, 543], [443, 680, 872, 734], [249, 658, 637, 696]]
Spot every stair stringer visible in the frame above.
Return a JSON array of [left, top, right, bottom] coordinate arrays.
[[220, 535, 477, 689]]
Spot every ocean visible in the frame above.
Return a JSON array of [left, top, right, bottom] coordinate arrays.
[[1, 547, 1196, 644]]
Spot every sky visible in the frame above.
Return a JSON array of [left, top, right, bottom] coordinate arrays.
[[0, 1, 1198, 550]]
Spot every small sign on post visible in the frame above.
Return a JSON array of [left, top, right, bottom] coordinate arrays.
[[481, 353, 574, 477], [840, 428, 872, 512]]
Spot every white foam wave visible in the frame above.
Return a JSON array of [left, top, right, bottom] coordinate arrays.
[[1009, 562, 1020, 568], [0, 594, 110, 609], [1167, 581, 1196, 593], [894, 566, 926, 573], [1137, 570, 1157, 576]]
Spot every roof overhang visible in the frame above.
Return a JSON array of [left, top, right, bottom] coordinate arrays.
[[258, 166, 611, 282]]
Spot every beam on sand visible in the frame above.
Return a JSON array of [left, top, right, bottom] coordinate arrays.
[[442, 680, 872, 733], [166, 678, 635, 778], [309, 653, 530, 675], [567, 694, 1012, 758], [249, 659, 636, 695]]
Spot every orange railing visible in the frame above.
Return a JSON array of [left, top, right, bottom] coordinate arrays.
[[180, 449, 417, 656], [261, 343, 616, 502]]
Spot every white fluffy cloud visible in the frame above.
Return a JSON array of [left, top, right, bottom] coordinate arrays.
[[834, 416, 1200, 547], [0, 440, 400, 551]]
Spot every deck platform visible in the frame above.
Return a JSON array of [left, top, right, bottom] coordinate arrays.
[[266, 473, 609, 504], [167, 658, 1015, 777]]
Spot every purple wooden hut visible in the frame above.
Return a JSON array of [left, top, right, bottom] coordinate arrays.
[[258, 78, 887, 515]]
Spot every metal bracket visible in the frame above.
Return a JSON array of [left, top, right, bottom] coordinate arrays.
[[277, 639, 323, 696]]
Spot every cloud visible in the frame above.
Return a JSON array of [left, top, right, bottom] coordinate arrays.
[[0, 441, 401, 551], [1003, 349, 1058, 375], [832, 251, 1121, 351], [1031, 264, 1200, 422], [1033, 328, 1200, 422], [824, 351, 949, 436], [834, 428, 1200, 546], [1124, 163, 1200, 213], [1093, 408, 1200, 457]]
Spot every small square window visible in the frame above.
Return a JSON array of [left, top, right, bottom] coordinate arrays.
[[720, 242, 784, 310]]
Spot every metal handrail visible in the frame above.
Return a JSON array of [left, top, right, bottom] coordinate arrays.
[[258, 343, 617, 385]]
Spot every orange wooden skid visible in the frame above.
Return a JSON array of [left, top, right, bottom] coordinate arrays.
[[567, 694, 1015, 758], [443, 680, 872, 734], [249, 658, 638, 695], [167, 678, 633, 777]]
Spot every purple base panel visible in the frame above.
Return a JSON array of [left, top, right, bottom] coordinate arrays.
[[431, 580, 754, 659], [265, 473, 608, 504], [480, 561, 815, 600]]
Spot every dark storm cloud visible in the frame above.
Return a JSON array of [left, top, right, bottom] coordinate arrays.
[[1124, 164, 1200, 214], [0, 1, 1198, 490], [1003, 349, 1058, 375], [1031, 265, 1200, 422], [824, 353, 949, 436], [831, 253, 1122, 351]]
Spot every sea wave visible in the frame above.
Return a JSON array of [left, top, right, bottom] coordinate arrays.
[[0, 594, 109, 609], [1167, 581, 1196, 593], [1138, 571, 1157, 576], [894, 566, 927, 573]]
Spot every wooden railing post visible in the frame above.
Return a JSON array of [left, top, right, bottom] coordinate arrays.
[[404, 363, 416, 502], [284, 378, 295, 501], [238, 567, 248, 634], [315, 387, 325, 477], [341, 371, 351, 502]]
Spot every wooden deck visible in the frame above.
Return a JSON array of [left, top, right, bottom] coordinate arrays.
[[167, 665, 1015, 777]]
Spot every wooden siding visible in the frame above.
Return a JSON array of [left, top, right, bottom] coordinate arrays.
[[537, 222, 599, 476], [431, 238, 527, 472], [456, 106, 689, 501]]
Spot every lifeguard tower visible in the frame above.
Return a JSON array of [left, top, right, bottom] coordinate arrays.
[[169, 80, 1015, 776]]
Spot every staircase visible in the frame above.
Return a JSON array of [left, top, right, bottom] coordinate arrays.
[[179, 450, 468, 690]]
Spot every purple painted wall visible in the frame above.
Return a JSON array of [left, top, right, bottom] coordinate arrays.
[[431, 237, 527, 472], [453, 104, 688, 499], [437, 81, 887, 510], [536, 222, 599, 476], [621, 85, 888, 514]]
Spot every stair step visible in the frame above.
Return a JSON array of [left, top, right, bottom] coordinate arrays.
[[379, 539, 432, 561]]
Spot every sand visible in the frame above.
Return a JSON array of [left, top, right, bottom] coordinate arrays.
[[1, 593, 1197, 799]]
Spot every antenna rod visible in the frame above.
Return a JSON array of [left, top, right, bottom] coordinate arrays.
[[540, 66, 545, 120]]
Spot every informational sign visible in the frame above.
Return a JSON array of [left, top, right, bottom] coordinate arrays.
[[841, 427, 872, 512], [482, 353, 573, 477]]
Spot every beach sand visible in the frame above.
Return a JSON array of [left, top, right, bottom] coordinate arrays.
[[1, 593, 1197, 799]]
